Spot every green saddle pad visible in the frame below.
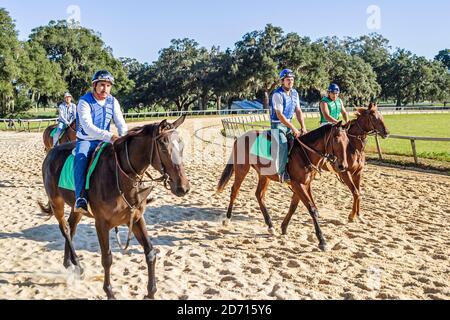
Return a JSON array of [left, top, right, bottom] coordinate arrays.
[[50, 127, 67, 140], [50, 128, 58, 138], [250, 133, 273, 161], [58, 143, 109, 191]]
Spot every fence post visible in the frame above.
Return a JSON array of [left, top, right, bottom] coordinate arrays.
[[410, 139, 419, 164], [375, 134, 383, 160]]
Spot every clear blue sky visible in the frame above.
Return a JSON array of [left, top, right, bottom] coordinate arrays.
[[2, 0, 449, 63]]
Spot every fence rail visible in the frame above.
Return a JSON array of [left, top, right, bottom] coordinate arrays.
[[0, 108, 273, 132], [221, 112, 450, 165]]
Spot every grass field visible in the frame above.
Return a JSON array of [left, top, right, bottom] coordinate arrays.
[[246, 113, 450, 163]]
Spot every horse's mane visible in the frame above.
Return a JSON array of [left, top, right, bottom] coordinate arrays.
[[114, 123, 160, 149], [298, 124, 333, 145], [343, 105, 375, 130]]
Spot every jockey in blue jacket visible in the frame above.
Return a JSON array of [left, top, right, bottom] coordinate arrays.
[[53, 92, 77, 147], [74, 70, 128, 212], [270, 69, 307, 183]]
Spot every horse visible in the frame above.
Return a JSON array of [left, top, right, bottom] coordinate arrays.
[[216, 122, 349, 251], [38, 116, 190, 300], [322, 103, 390, 223], [43, 121, 77, 153]]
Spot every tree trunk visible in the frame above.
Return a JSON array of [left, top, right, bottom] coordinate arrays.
[[396, 94, 401, 107], [201, 94, 209, 111], [263, 90, 270, 110], [216, 95, 222, 111]]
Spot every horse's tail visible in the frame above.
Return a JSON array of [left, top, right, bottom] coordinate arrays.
[[38, 201, 53, 219], [216, 140, 237, 194]]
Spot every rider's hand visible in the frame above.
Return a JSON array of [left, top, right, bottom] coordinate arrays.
[[300, 128, 308, 136], [110, 135, 119, 144], [292, 128, 301, 139]]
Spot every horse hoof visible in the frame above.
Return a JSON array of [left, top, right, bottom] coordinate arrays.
[[268, 228, 277, 236], [144, 294, 155, 300], [74, 265, 85, 278], [319, 244, 328, 252], [222, 219, 231, 227], [348, 216, 355, 223]]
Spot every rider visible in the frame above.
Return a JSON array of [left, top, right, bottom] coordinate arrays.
[[74, 70, 128, 212], [319, 83, 349, 126], [270, 68, 308, 183], [53, 92, 77, 147]]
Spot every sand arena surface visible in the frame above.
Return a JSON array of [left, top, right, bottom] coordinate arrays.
[[0, 117, 449, 300]]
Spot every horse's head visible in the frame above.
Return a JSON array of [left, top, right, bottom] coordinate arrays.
[[355, 103, 390, 139], [154, 115, 190, 197], [329, 121, 349, 172]]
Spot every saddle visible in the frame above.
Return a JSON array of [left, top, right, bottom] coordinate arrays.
[[59, 142, 110, 192], [250, 131, 295, 161], [50, 126, 68, 142]]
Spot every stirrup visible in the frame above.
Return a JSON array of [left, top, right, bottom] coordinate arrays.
[[75, 198, 88, 213]]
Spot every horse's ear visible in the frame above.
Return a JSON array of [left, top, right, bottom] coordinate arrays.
[[172, 115, 186, 129], [335, 120, 343, 128], [369, 103, 378, 112], [159, 119, 169, 133]]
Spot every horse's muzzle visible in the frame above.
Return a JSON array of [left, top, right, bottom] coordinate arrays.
[[173, 183, 190, 197]]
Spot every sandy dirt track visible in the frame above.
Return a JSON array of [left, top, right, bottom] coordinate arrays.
[[0, 117, 448, 300]]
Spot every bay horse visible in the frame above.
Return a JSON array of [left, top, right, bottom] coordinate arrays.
[[216, 122, 349, 251], [43, 121, 77, 153], [38, 116, 190, 300], [322, 103, 389, 223]]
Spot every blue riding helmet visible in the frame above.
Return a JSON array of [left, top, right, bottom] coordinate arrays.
[[279, 69, 295, 80], [328, 83, 340, 93], [92, 70, 115, 85]]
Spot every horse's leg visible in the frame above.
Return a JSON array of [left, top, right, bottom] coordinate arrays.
[[339, 171, 360, 223], [307, 183, 319, 218], [95, 221, 115, 300], [51, 199, 80, 269], [255, 176, 275, 235], [223, 164, 250, 226], [132, 217, 157, 299], [352, 171, 364, 223], [289, 182, 327, 251], [281, 193, 300, 236], [63, 210, 83, 271]]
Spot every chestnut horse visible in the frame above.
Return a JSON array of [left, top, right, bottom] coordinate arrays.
[[43, 121, 77, 153], [217, 122, 349, 251], [38, 116, 190, 299], [322, 103, 389, 223]]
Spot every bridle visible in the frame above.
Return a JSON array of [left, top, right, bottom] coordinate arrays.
[[346, 112, 382, 154], [113, 128, 177, 251], [296, 125, 344, 173]]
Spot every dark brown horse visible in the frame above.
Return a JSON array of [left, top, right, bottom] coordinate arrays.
[[322, 103, 389, 223], [43, 121, 77, 153], [217, 122, 349, 251], [38, 116, 190, 300]]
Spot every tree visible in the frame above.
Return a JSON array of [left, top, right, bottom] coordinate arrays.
[[0, 8, 20, 116], [280, 34, 330, 93], [119, 57, 153, 111], [17, 41, 66, 109], [28, 20, 132, 101], [234, 24, 284, 109], [151, 38, 206, 111], [327, 50, 381, 106], [435, 49, 450, 70]]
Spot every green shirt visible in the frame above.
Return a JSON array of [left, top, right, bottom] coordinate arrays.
[[320, 96, 343, 124]]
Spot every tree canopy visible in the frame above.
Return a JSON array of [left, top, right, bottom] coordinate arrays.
[[1, 9, 449, 117]]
